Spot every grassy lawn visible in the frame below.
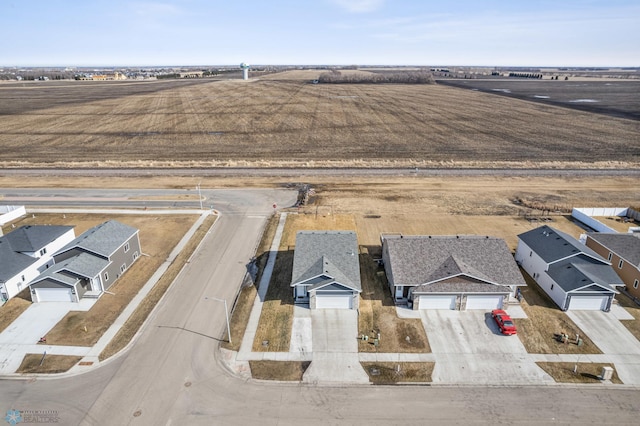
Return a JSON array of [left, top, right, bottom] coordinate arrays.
[[36, 214, 197, 347], [614, 293, 640, 341], [536, 362, 623, 384], [17, 354, 83, 374], [515, 269, 602, 354], [249, 361, 310, 381], [222, 214, 280, 352], [99, 215, 216, 360], [361, 362, 434, 384], [358, 249, 430, 353]]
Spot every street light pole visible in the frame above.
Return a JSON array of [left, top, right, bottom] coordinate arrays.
[[196, 182, 203, 210], [205, 296, 231, 344]]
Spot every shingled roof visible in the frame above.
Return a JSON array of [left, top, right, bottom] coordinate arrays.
[[0, 225, 74, 282], [587, 232, 640, 267], [58, 220, 138, 258], [518, 225, 604, 264], [548, 254, 622, 293], [291, 231, 361, 292], [383, 235, 525, 287]]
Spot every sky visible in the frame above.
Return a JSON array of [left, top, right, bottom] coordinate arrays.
[[1, 0, 638, 67]]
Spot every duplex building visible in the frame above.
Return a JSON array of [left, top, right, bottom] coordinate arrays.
[[382, 235, 526, 310]]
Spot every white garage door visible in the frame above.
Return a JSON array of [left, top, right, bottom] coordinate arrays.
[[316, 293, 352, 309], [465, 295, 503, 310], [418, 295, 456, 310], [568, 295, 608, 311], [35, 287, 73, 302]]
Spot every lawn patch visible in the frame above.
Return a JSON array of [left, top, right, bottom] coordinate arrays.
[[361, 362, 434, 384], [249, 361, 310, 381], [358, 250, 430, 353], [17, 354, 82, 374], [0, 291, 31, 333], [515, 269, 601, 354], [536, 362, 622, 384]]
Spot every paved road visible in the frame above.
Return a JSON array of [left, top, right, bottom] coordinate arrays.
[[2, 167, 640, 178], [1, 188, 640, 424]]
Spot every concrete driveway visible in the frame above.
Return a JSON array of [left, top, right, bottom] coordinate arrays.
[[421, 310, 553, 385], [567, 310, 640, 384], [303, 309, 369, 384], [0, 299, 95, 374]]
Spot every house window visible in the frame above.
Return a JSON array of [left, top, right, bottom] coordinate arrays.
[[21, 275, 25, 282], [634, 279, 639, 289], [39, 248, 47, 256], [124, 242, 130, 253], [618, 260, 624, 269], [120, 264, 127, 273], [104, 272, 109, 281], [551, 284, 554, 290], [607, 252, 612, 261], [529, 251, 532, 257], [133, 251, 139, 261]]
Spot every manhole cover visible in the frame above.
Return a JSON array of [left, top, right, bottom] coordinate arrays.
[[133, 410, 142, 417]]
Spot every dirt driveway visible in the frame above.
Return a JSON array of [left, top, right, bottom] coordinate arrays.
[[421, 310, 553, 384]]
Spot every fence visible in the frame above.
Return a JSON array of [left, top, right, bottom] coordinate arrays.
[[0, 205, 26, 226], [571, 207, 628, 233]]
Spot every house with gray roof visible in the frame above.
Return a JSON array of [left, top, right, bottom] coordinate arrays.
[[382, 235, 525, 310], [0, 225, 75, 303], [290, 231, 361, 309], [585, 232, 640, 300], [29, 220, 141, 303], [515, 225, 623, 311]]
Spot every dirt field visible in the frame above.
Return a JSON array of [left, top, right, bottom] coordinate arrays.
[[1, 72, 638, 167]]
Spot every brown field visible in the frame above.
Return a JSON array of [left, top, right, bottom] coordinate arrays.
[[536, 362, 622, 384], [0, 71, 638, 167]]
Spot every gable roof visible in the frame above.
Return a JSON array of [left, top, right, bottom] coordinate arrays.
[[29, 252, 110, 288], [291, 231, 361, 292], [57, 220, 138, 258], [517, 225, 604, 264], [587, 232, 640, 267], [547, 254, 622, 293], [0, 225, 73, 282], [383, 235, 525, 287]]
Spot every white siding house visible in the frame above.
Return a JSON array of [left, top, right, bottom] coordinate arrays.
[[0, 225, 75, 302], [515, 226, 623, 311]]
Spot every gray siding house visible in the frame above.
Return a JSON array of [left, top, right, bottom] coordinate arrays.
[[29, 220, 141, 303], [382, 235, 526, 310], [290, 231, 362, 309]]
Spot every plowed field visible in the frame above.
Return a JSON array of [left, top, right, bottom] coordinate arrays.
[[1, 71, 638, 166]]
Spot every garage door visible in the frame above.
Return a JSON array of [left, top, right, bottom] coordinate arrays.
[[34, 287, 74, 302], [568, 295, 608, 311], [418, 295, 456, 310], [316, 293, 352, 309], [465, 295, 503, 310]]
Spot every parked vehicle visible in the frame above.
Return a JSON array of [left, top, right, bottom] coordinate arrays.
[[491, 309, 517, 335]]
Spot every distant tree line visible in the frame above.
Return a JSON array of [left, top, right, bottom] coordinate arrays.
[[508, 72, 543, 79], [317, 70, 435, 84]]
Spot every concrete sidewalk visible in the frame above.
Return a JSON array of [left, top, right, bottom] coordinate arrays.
[[237, 213, 287, 362]]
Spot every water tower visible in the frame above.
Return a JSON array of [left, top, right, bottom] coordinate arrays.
[[240, 62, 250, 80]]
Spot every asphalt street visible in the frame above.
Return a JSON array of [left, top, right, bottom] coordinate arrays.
[[1, 188, 639, 424]]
